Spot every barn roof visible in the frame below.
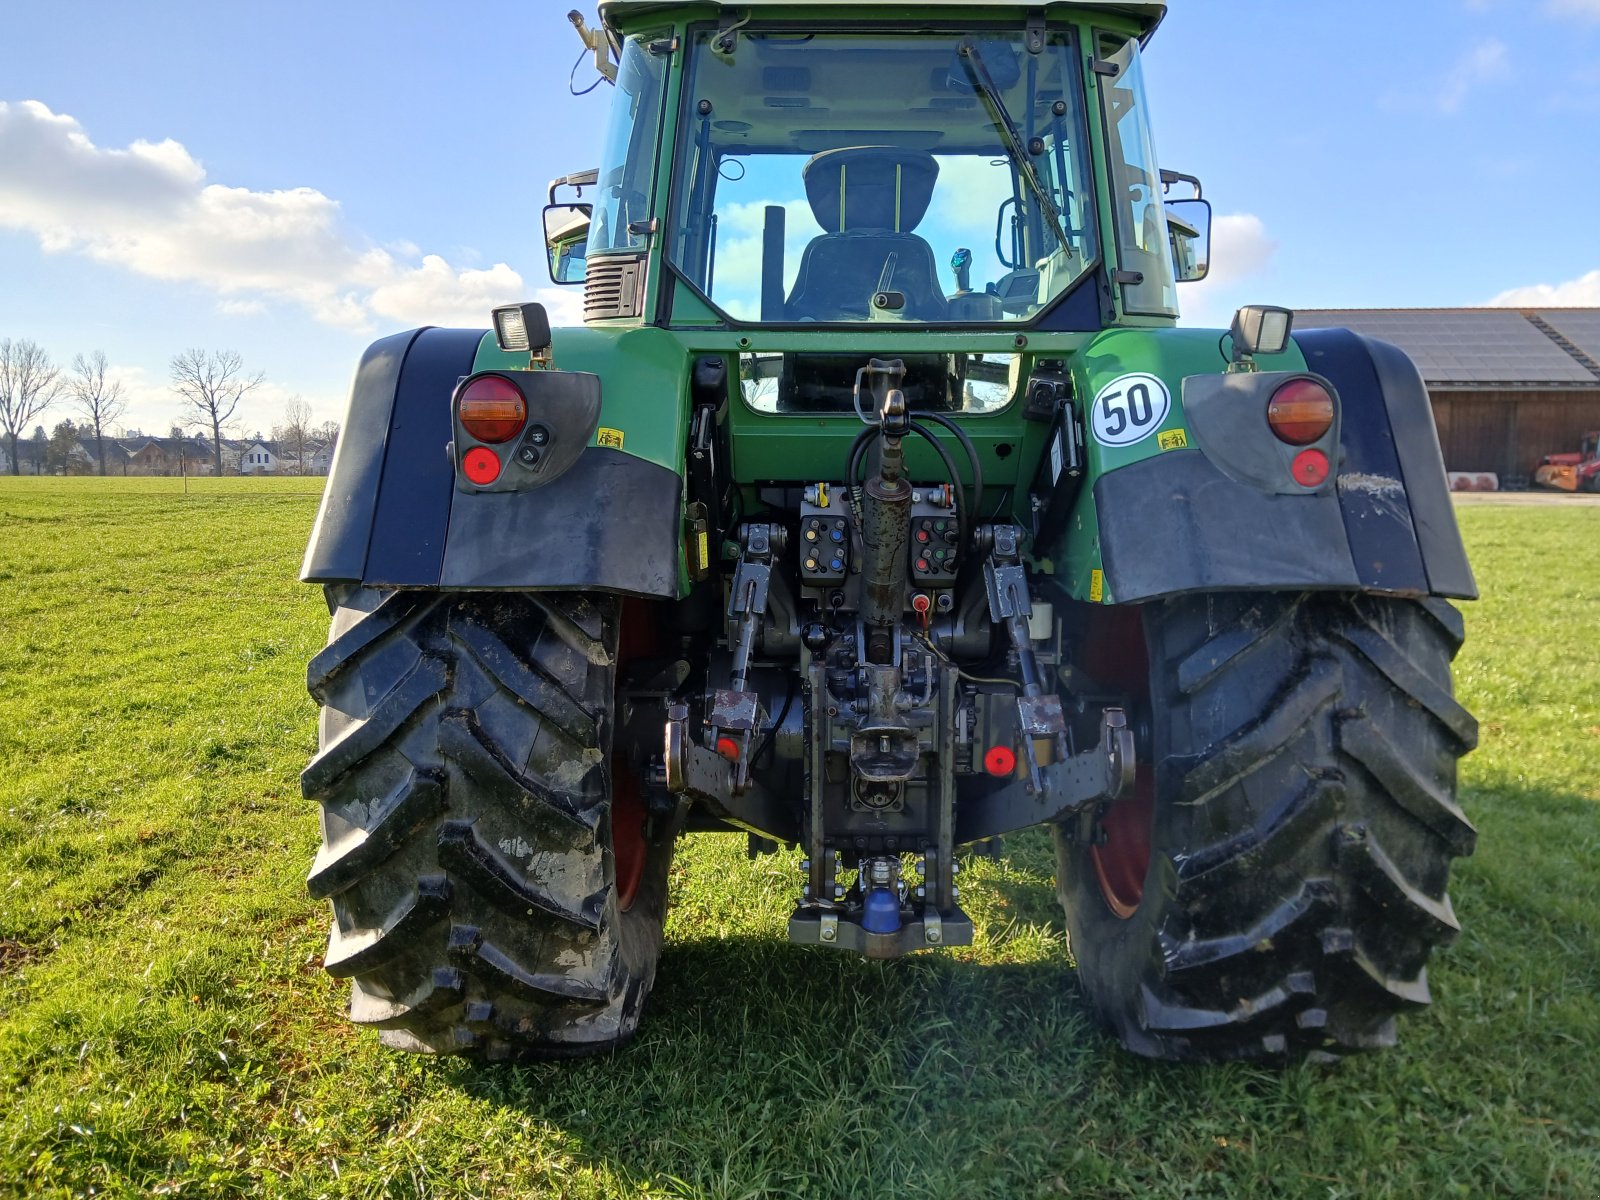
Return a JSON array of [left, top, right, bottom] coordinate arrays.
[[1295, 308, 1600, 389]]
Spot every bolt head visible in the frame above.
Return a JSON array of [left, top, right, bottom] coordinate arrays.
[[802, 885, 811, 898], [952, 887, 960, 899], [915, 886, 926, 899], [926, 928, 942, 943], [820, 925, 836, 942], [833, 885, 845, 899], [799, 859, 811, 872]]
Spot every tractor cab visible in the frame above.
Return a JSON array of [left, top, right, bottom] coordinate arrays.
[[570, 1, 1209, 328]]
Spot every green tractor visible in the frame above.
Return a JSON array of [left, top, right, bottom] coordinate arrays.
[[300, 0, 1478, 1063]]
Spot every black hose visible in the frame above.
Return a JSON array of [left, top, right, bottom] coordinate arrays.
[[910, 410, 984, 524], [907, 420, 967, 555], [846, 425, 877, 491]]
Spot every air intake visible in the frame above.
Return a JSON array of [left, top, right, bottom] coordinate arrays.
[[584, 254, 645, 322]]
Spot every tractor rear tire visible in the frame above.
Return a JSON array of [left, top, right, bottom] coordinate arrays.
[[1057, 592, 1477, 1062], [302, 587, 674, 1059]]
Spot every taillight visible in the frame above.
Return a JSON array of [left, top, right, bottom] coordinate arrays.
[[458, 375, 527, 443], [1266, 378, 1335, 446]]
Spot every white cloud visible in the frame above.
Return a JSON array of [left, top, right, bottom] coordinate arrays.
[[1436, 39, 1511, 113], [1545, 0, 1600, 21], [1178, 212, 1278, 328], [0, 100, 565, 332], [1487, 269, 1600, 306]]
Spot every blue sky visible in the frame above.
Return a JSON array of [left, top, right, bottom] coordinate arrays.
[[1, 1, 1597, 436]]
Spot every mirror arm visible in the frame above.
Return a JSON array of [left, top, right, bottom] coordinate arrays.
[[1159, 168, 1203, 200]]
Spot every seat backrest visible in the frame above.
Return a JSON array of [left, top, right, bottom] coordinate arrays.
[[785, 146, 949, 322]]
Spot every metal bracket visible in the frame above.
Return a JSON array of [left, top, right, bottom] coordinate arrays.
[[1025, 9, 1047, 55], [954, 706, 1135, 844], [665, 703, 791, 835], [717, 523, 782, 790]]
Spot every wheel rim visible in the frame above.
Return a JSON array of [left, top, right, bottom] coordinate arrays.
[[611, 754, 648, 912], [1081, 607, 1156, 920], [1090, 766, 1153, 919], [612, 598, 656, 913]]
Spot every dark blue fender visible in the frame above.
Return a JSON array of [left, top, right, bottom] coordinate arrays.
[[301, 327, 683, 597], [1095, 329, 1476, 603]]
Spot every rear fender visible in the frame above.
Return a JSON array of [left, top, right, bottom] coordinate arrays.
[[301, 327, 683, 598], [1055, 327, 1475, 604]]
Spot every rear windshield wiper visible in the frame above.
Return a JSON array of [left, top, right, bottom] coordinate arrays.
[[957, 37, 1069, 252]]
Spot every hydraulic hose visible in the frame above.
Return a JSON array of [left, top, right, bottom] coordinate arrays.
[[906, 421, 967, 557], [910, 410, 984, 524]]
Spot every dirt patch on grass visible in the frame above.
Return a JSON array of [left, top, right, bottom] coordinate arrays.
[[0, 938, 50, 977]]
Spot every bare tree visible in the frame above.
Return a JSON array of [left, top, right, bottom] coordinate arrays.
[[170, 349, 263, 476], [0, 339, 65, 476], [313, 419, 341, 474], [272, 395, 314, 476], [69, 351, 127, 476]]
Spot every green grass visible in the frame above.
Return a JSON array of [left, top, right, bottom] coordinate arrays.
[[1, 477, 1597, 1199]]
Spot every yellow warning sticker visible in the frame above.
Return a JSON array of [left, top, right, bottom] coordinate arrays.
[[596, 427, 625, 450], [1158, 429, 1189, 451], [696, 530, 710, 572], [1090, 569, 1105, 603]]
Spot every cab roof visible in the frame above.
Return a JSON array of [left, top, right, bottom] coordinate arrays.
[[598, 1, 1166, 41]]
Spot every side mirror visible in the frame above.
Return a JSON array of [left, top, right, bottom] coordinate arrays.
[[1165, 197, 1211, 283], [543, 203, 592, 285]]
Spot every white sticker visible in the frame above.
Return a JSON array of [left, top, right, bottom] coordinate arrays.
[[1090, 373, 1172, 448]]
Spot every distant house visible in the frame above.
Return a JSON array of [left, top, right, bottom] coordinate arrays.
[[116, 436, 217, 476], [236, 440, 280, 475], [78, 435, 131, 475]]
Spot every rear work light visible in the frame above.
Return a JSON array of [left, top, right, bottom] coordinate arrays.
[[1266, 378, 1335, 446], [458, 375, 528, 443]]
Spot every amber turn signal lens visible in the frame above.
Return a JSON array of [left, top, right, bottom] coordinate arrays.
[[1266, 378, 1335, 446], [458, 375, 527, 443]]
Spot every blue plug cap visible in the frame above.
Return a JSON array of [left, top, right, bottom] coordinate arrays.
[[862, 888, 902, 934]]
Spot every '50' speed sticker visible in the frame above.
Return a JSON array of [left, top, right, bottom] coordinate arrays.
[[1090, 373, 1172, 447]]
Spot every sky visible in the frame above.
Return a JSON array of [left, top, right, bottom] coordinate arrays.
[[1, 1, 1597, 438]]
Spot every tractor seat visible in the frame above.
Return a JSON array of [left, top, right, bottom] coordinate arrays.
[[786, 147, 950, 323]]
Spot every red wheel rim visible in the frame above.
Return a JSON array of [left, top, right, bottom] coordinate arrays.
[[611, 753, 648, 912], [1081, 608, 1156, 921], [1090, 766, 1153, 919], [611, 599, 656, 913]]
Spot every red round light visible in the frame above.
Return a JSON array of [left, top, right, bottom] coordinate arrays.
[[716, 736, 740, 761], [458, 375, 527, 443], [1266, 378, 1335, 446], [983, 745, 1017, 777], [462, 446, 501, 485], [1291, 448, 1330, 488]]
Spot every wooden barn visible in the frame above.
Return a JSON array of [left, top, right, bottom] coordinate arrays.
[[1296, 308, 1600, 487]]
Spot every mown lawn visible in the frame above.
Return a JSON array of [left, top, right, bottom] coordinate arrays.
[[0, 477, 1596, 1199]]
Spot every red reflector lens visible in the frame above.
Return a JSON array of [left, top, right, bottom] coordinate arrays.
[[716, 736, 740, 761], [1267, 378, 1335, 446], [462, 446, 501, 485], [458, 376, 527, 443], [1291, 448, 1330, 488], [983, 745, 1017, 777]]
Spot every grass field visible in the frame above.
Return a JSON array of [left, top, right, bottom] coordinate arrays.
[[1, 477, 1597, 1199]]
